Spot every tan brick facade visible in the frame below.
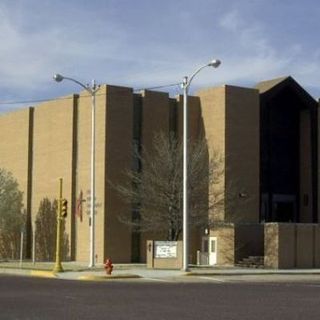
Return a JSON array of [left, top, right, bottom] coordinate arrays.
[[0, 108, 32, 209], [0, 76, 319, 268], [32, 95, 77, 258]]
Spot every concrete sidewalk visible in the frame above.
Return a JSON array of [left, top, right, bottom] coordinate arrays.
[[1, 261, 320, 281], [0, 262, 185, 280]]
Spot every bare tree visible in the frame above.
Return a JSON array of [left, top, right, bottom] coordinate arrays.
[[0, 168, 25, 259], [35, 198, 69, 261], [115, 132, 224, 241]]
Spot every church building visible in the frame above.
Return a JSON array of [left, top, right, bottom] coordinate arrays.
[[0, 76, 319, 268]]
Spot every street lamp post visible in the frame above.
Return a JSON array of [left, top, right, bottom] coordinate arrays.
[[53, 73, 100, 268], [181, 59, 221, 272]]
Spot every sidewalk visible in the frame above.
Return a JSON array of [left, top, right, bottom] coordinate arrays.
[[1, 261, 320, 281], [0, 261, 185, 280]]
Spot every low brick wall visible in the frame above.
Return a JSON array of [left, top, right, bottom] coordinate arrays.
[[146, 241, 183, 269], [264, 223, 320, 268]]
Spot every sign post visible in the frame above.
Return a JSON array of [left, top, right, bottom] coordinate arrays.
[[19, 230, 24, 269], [53, 178, 64, 273]]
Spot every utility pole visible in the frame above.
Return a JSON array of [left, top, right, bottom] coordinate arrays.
[[53, 74, 99, 268], [181, 59, 221, 272]]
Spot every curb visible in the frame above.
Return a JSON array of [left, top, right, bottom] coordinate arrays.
[[30, 270, 57, 278], [77, 274, 142, 281], [185, 271, 320, 276]]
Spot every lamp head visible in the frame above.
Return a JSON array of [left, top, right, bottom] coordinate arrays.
[[208, 59, 221, 68], [53, 73, 64, 82]]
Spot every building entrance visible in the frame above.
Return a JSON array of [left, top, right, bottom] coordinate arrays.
[[272, 195, 296, 222], [208, 237, 217, 265], [259, 77, 318, 223]]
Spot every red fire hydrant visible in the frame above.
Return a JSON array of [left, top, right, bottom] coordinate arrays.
[[104, 258, 113, 275]]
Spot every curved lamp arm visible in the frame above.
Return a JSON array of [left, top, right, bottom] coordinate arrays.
[[53, 74, 100, 94], [182, 59, 221, 90]]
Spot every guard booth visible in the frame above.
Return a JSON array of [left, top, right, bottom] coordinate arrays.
[[197, 236, 217, 266]]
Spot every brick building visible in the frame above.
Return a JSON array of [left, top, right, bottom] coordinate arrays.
[[1, 76, 319, 268]]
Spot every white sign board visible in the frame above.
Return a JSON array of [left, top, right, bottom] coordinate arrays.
[[154, 241, 177, 258]]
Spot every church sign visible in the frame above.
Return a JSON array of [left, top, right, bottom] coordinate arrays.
[[154, 241, 177, 258]]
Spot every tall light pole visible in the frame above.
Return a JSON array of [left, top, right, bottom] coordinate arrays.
[[53, 73, 100, 268], [181, 59, 221, 272]]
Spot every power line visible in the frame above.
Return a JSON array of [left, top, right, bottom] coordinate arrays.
[[134, 82, 182, 92], [0, 82, 183, 106], [0, 96, 75, 105]]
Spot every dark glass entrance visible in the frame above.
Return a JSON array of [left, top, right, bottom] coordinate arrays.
[[274, 202, 295, 222], [259, 78, 318, 223]]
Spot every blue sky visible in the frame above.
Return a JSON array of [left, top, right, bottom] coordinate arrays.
[[1, 0, 320, 112]]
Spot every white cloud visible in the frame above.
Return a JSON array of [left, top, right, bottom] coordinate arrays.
[[219, 10, 241, 32], [0, 0, 320, 110], [213, 7, 320, 97], [0, 1, 128, 93]]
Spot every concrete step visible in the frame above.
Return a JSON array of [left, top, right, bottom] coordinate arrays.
[[237, 256, 264, 268]]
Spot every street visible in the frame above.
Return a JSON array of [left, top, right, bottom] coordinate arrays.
[[1, 275, 320, 319]]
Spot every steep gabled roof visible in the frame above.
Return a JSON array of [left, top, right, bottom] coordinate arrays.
[[255, 76, 290, 94], [255, 76, 317, 108]]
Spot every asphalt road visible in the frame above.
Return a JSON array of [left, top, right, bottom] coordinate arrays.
[[1, 275, 320, 320]]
